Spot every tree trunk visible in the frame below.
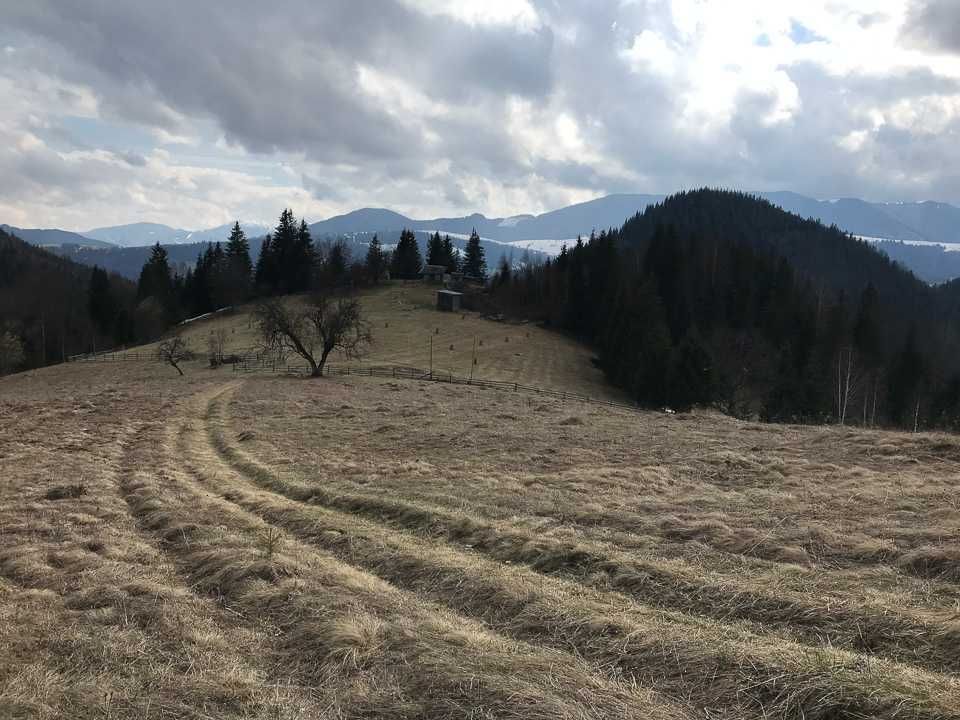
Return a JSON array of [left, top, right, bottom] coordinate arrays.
[[914, 396, 921, 433], [841, 347, 854, 426], [313, 347, 333, 378], [172, 362, 183, 376]]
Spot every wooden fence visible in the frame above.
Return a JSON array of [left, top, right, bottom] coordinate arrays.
[[232, 357, 641, 413], [69, 347, 641, 413], [69, 350, 148, 362]]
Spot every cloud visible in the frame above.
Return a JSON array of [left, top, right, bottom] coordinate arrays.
[[903, 0, 960, 53], [3, 0, 960, 230]]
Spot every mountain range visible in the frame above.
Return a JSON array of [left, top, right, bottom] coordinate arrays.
[[80, 221, 271, 248], [10, 191, 960, 282], [0, 224, 114, 249]]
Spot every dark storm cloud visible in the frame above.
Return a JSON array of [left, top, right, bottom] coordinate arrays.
[[4, 0, 960, 220], [904, 0, 960, 53], [3, 0, 552, 169]]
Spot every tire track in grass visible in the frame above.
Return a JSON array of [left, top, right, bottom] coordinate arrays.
[[193, 384, 960, 720], [138, 383, 694, 720], [208, 385, 960, 679], [113, 415, 329, 718]]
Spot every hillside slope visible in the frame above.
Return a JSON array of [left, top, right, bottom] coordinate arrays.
[[491, 189, 960, 427], [1, 355, 958, 718], [0, 228, 136, 369], [170, 283, 619, 400]]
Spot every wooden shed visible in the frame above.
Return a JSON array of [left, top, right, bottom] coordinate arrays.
[[421, 264, 446, 283], [436, 289, 462, 312]]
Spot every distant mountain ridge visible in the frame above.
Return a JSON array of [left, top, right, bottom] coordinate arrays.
[[11, 191, 960, 250], [307, 194, 667, 242], [80, 221, 270, 248], [0, 224, 113, 249], [10, 191, 960, 282]]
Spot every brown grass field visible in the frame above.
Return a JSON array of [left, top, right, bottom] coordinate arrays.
[[2, 283, 960, 718]]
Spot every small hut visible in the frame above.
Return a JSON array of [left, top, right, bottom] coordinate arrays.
[[445, 271, 465, 290], [421, 264, 446, 283], [436, 289, 462, 312]]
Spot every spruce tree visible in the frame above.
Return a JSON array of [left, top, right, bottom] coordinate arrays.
[[225, 221, 253, 301], [325, 239, 348, 286], [259, 210, 313, 294], [390, 229, 423, 279], [426, 232, 444, 266], [441, 235, 457, 272], [254, 235, 276, 293], [273, 209, 298, 293], [88, 266, 115, 337], [293, 219, 315, 292], [365, 234, 385, 284], [463, 229, 486, 280], [136, 243, 174, 308]]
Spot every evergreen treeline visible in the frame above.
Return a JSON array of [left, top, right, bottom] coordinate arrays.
[[491, 189, 960, 430], [130, 209, 394, 332]]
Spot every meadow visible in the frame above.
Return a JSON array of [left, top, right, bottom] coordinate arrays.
[[1, 284, 959, 719]]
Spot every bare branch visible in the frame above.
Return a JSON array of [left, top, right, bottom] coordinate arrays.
[[255, 294, 370, 377], [157, 334, 192, 376]]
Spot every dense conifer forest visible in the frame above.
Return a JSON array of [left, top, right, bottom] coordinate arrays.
[[0, 228, 138, 369], [490, 189, 960, 430]]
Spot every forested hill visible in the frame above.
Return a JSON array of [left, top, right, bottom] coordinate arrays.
[[491, 189, 960, 430], [619, 189, 930, 306], [0, 229, 136, 370]]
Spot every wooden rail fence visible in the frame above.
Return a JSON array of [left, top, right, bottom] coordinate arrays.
[[69, 348, 641, 413], [233, 358, 641, 412]]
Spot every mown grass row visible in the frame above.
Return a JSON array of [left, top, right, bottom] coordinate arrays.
[[208, 388, 960, 678], [198, 388, 960, 719], [253, 438, 960, 582], [119, 402, 689, 720]]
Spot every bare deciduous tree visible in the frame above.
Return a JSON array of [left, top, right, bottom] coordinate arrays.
[[256, 294, 371, 377], [208, 328, 228, 366], [157, 334, 191, 376]]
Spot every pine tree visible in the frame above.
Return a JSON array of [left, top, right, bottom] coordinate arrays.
[[258, 210, 313, 294], [888, 327, 925, 428], [224, 221, 253, 302], [365, 234, 385, 284], [463, 229, 486, 280], [325, 239, 348, 287], [136, 243, 174, 309], [390, 229, 423, 279], [254, 234, 276, 294], [669, 335, 714, 410], [441, 235, 458, 272], [273, 209, 298, 293], [426, 232, 444, 266], [495, 254, 512, 287], [293, 219, 314, 292], [88, 266, 115, 337]]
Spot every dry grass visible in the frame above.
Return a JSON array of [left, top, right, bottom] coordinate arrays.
[[171, 282, 622, 399], [2, 284, 960, 718]]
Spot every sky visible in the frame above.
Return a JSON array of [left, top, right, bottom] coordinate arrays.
[[2, 0, 960, 231]]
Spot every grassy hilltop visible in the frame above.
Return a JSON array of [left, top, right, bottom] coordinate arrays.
[[1, 283, 959, 718], [172, 282, 621, 399]]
